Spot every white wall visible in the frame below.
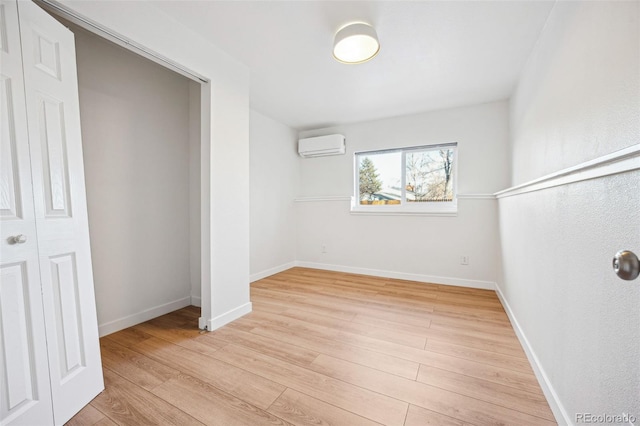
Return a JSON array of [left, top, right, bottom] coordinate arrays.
[[61, 0, 251, 331], [249, 110, 299, 280], [296, 101, 509, 288], [499, 1, 639, 423], [510, 1, 639, 186], [73, 27, 193, 334]]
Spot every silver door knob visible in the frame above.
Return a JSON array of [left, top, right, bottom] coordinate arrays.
[[612, 250, 639, 281], [8, 234, 27, 244]]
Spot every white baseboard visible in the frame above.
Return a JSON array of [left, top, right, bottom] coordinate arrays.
[[199, 301, 252, 331], [190, 295, 201, 307], [494, 283, 571, 426], [98, 296, 192, 337], [250, 261, 297, 282], [295, 261, 495, 290]]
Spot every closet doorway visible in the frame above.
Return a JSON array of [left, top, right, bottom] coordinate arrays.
[[53, 16, 204, 336]]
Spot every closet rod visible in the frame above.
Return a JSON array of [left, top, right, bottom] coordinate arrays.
[[35, 0, 209, 84]]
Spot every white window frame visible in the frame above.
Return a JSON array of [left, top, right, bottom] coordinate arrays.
[[351, 143, 458, 216]]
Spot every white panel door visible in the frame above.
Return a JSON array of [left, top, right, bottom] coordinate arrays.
[[0, 1, 54, 425], [17, 1, 103, 424]]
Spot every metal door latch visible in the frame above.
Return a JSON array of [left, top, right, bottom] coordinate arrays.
[[613, 250, 639, 281], [7, 234, 27, 245]]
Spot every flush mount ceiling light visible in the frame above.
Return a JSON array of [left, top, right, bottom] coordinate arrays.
[[333, 22, 380, 64]]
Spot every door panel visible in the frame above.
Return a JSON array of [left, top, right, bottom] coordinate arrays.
[[1, 75, 22, 219], [0, 1, 53, 425], [0, 263, 38, 416], [17, 1, 103, 424], [37, 94, 72, 218], [32, 30, 62, 80], [49, 253, 85, 382]]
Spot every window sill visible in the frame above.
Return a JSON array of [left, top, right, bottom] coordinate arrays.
[[350, 208, 457, 217]]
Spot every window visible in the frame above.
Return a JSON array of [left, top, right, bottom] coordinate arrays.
[[353, 143, 457, 214]]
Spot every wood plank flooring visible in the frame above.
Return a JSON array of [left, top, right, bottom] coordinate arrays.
[[67, 267, 556, 426]]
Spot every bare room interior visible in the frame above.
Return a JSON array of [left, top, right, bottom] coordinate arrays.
[[0, 1, 638, 426]]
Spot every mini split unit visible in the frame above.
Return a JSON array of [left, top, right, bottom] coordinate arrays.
[[298, 134, 346, 158]]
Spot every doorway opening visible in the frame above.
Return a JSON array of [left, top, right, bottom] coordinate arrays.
[[52, 15, 204, 335]]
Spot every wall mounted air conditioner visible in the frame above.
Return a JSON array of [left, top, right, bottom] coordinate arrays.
[[298, 134, 346, 158]]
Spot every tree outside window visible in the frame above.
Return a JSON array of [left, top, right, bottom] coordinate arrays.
[[359, 157, 382, 202], [406, 149, 454, 202]]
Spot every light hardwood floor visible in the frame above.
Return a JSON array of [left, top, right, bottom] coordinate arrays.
[[67, 267, 556, 426]]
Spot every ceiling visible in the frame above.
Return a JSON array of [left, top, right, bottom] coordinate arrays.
[[152, 1, 555, 130]]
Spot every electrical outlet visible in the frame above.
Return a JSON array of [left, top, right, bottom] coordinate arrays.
[[321, 244, 327, 254], [460, 256, 469, 265]]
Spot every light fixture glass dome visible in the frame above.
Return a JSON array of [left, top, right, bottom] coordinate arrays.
[[333, 22, 380, 64]]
